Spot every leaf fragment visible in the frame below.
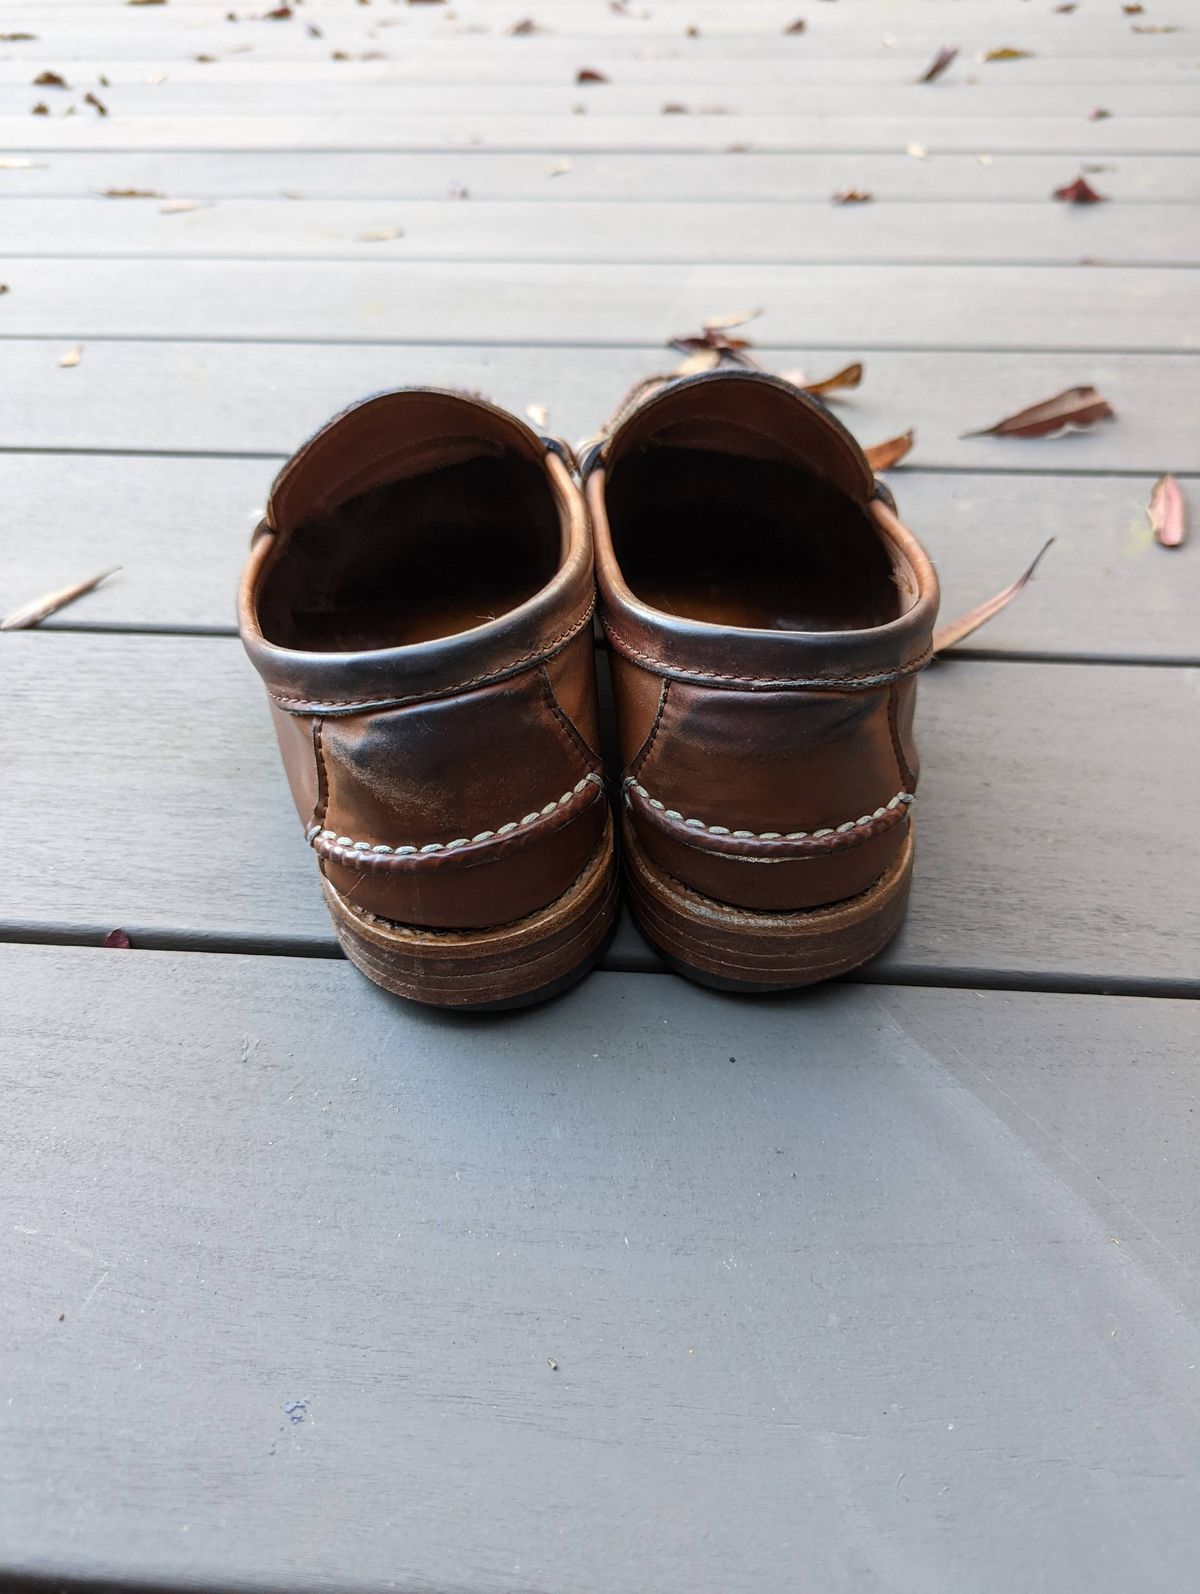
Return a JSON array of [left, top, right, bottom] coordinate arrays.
[[84, 92, 109, 116], [358, 224, 404, 241], [101, 187, 163, 198], [1088, 106, 1112, 121], [962, 385, 1114, 439], [662, 102, 688, 114], [980, 46, 1033, 61], [1, 566, 120, 631], [784, 18, 806, 32], [0, 32, 38, 40], [794, 361, 864, 397], [864, 431, 914, 471], [674, 348, 722, 376], [524, 402, 550, 429], [1053, 174, 1106, 203], [702, 309, 762, 332], [31, 102, 49, 116], [1131, 23, 1180, 32], [918, 45, 958, 84], [33, 71, 69, 88], [58, 345, 82, 367], [1147, 473, 1186, 548], [102, 929, 133, 948], [509, 17, 540, 32], [933, 540, 1054, 653], [1122, 3, 1144, 11], [576, 68, 608, 84], [833, 187, 872, 204]]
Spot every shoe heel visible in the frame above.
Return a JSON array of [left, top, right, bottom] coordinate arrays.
[[323, 814, 618, 1009], [622, 812, 913, 992]]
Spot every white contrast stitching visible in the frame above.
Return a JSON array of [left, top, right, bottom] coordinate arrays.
[[623, 777, 913, 839], [305, 772, 603, 855]]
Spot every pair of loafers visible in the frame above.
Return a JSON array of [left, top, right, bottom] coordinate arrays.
[[238, 370, 939, 1008]]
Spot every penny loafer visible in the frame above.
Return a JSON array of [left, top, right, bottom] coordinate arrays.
[[239, 389, 617, 1008], [586, 369, 939, 990]]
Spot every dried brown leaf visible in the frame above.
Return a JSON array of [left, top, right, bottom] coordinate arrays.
[[31, 103, 49, 116], [662, 103, 689, 114], [58, 345, 82, 367], [1147, 473, 1186, 548], [101, 929, 133, 948], [84, 92, 109, 116], [797, 361, 864, 397], [864, 431, 914, 471], [1055, 3, 1077, 11], [833, 187, 872, 204], [933, 540, 1054, 652], [918, 46, 958, 84], [509, 17, 540, 33], [0, 284, 8, 295], [1088, 107, 1112, 120], [1, 566, 120, 631], [784, 19, 806, 33], [576, 68, 608, 84], [358, 225, 404, 241], [962, 385, 1114, 439], [1053, 174, 1106, 203], [1122, 3, 1144, 11], [33, 71, 69, 88], [101, 187, 163, 198], [261, 4, 293, 16], [674, 348, 722, 376], [981, 46, 1033, 61]]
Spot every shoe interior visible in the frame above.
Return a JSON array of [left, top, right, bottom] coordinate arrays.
[[606, 446, 902, 634], [257, 453, 562, 652]]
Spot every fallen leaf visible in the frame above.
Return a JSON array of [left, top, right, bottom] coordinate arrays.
[[509, 17, 540, 32], [128, 0, 167, 5], [864, 431, 914, 470], [32, 71, 69, 88], [261, 4, 293, 16], [980, 46, 1033, 61], [833, 187, 872, 203], [1088, 107, 1112, 120], [58, 345, 82, 367], [159, 198, 203, 212], [662, 102, 689, 114], [1, 566, 120, 631], [1122, 3, 1144, 11], [1147, 473, 1185, 548], [1053, 174, 1106, 203], [524, 402, 550, 428], [1131, 24, 1180, 32], [101, 187, 163, 198], [576, 68, 608, 83], [194, 54, 216, 63], [702, 309, 762, 332], [918, 45, 957, 83], [0, 284, 8, 295], [84, 93, 109, 116], [784, 18, 806, 32], [725, 142, 752, 153], [101, 929, 133, 948], [31, 102, 49, 115], [358, 225, 404, 241], [962, 385, 1114, 439], [933, 540, 1054, 652], [685, 25, 700, 37], [548, 158, 572, 176], [98, 73, 110, 86], [1055, 3, 1077, 10], [795, 361, 864, 396], [0, 32, 38, 40], [905, 142, 928, 159], [674, 348, 723, 375]]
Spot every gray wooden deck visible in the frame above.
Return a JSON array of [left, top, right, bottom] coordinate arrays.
[[2, 4, 1197, 1590]]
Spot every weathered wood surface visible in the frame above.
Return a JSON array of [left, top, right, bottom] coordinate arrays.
[[4, 634, 1197, 992], [6, 196, 1196, 266], [0, 341, 1192, 477], [1, 453, 1193, 665], [5, 113, 1198, 153], [2, 259, 1195, 348], [2, 149, 1198, 203], [4, 944, 1200, 1594]]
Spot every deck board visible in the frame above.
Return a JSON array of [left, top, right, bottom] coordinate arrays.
[[4, 634, 1197, 991], [3, 944, 1200, 1594]]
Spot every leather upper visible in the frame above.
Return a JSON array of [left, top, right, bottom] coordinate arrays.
[[239, 389, 607, 930], [588, 369, 940, 913]]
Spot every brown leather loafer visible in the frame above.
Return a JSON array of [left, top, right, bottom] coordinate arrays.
[[239, 389, 616, 1008], [586, 369, 939, 990]]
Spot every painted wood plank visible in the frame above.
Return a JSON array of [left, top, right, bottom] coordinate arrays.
[[3, 634, 1196, 989], [4, 150, 1196, 204], [2, 56, 1198, 87], [5, 944, 1200, 1592], [3, 112, 1198, 154], [2, 454, 1192, 663], [7, 82, 1200, 118], [1, 259, 1195, 351], [5, 196, 1195, 266], [1, 340, 1192, 476]]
